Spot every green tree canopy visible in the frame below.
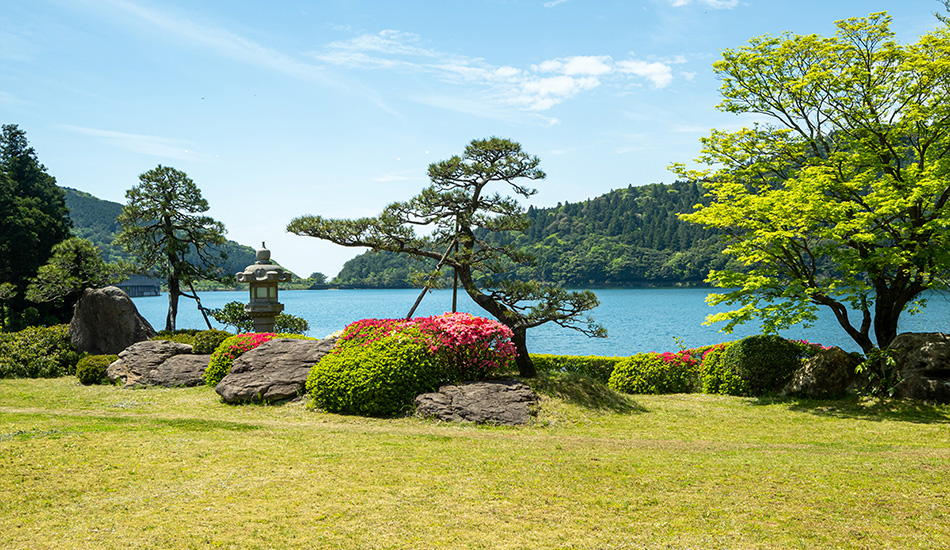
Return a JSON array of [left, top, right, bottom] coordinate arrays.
[[26, 237, 127, 314], [288, 137, 605, 377], [0, 124, 72, 330], [673, 13, 950, 354], [115, 165, 228, 331]]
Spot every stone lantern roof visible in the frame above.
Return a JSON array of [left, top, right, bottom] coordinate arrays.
[[236, 242, 292, 283]]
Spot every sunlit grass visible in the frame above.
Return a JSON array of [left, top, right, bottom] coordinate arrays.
[[1, 375, 948, 549]]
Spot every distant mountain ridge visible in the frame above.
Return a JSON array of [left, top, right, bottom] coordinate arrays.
[[61, 186, 260, 276], [334, 181, 736, 288]]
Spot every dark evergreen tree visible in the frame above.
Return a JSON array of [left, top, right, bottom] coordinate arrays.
[[0, 124, 72, 330]]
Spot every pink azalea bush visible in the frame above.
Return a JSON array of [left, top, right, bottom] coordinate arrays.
[[335, 312, 517, 381]]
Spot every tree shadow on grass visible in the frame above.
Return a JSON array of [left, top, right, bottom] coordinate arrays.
[[752, 395, 950, 424], [528, 373, 647, 414]]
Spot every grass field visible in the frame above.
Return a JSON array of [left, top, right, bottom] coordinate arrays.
[[1, 375, 948, 549]]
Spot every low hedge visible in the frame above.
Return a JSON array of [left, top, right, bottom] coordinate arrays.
[[0, 325, 83, 378], [608, 351, 700, 395], [531, 354, 625, 384]]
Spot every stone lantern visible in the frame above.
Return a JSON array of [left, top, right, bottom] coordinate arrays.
[[236, 242, 292, 332]]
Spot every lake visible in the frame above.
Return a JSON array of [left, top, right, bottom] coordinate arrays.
[[132, 288, 950, 356]]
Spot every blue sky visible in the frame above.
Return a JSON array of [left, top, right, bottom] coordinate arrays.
[[1, 0, 944, 277]]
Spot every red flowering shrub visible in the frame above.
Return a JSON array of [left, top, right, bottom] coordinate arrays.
[[334, 312, 516, 381], [411, 312, 517, 381]]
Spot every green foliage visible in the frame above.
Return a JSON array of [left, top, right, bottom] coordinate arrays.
[[152, 329, 201, 346], [26, 237, 126, 310], [608, 352, 699, 395], [718, 335, 804, 397], [274, 313, 309, 335], [700, 342, 738, 395], [204, 332, 313, 388], [62, 186, 260, 282], [0, 125, 72, 330], [61, 187, 127, 263], [115, 165, 229, 332], [288, 137, 605, 378], [306, 337, 442, 417], [209, 301, 309, 335], [336, 181, 732, 288], [855, 347, 904, 398], [192, 329, 232, 354], [531, 354, 625, 384], [0, 325, 82, 378], [76, 354, 117, 385], [674, 14, 950, 353]]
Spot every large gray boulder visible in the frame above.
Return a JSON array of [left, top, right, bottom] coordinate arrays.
[[781, 346, 863, 399], [107, 340, 207, 388], [415, 379, 539, 426], [70, 286, 156, 355], [889, 332, 950, 404], [215, 338, 337, 403]]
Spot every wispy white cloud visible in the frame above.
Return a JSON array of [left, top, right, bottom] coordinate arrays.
[[668, 0, 741, 9], [59, 125, 195, 160], [100, 0, 336, 86], [544, 0, 570, 7], [309, 34, 677, 112]]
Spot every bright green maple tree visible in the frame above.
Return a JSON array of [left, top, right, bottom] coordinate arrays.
[[673, 13, 950, 354]]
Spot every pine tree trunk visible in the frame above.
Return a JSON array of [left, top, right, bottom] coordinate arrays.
[[165, 276, 180, 332], [511, 327, 536, 378]]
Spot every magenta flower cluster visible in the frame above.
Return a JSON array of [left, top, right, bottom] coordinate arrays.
[[657, 350, 699, 370], [337, 312, 517, 381], [219, 332, 277, 362]]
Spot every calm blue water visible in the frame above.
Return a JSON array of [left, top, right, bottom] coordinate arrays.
[[132, 288, 950, 356]]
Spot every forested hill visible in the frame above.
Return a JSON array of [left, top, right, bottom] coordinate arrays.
[[334, 181, 737, 288], [61, 187, 259, 276]]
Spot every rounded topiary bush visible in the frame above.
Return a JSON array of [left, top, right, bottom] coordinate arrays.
[[608, 351, 699, 394], [307, 336, 442, 417], [76, 354, 118, 385], [192, 329, 232, 354], [719, 334, 804, 396]]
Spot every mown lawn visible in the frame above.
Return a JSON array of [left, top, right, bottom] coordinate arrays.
[[1, 376, 948, 550]]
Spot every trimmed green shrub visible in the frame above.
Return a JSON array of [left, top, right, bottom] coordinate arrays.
[[192, 329, 232, 354], [306, 335, 442, 417], [152, 329, 201, 346], [531, 354, 625, 384], [700, 342, 744, 395], [204, 332, 313, 387], [0, 325, 82, 378], [719, 335, 805, 396], [608, 351, 699, 394], [76, 354, 118, 385]]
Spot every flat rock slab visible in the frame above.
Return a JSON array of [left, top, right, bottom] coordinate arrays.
[[415, 379, 539, 426], [107, 340, 207, 388], [215, 337, 337, 403]]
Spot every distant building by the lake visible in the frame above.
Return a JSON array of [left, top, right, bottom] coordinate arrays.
[[117, 275, 161, 297]]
